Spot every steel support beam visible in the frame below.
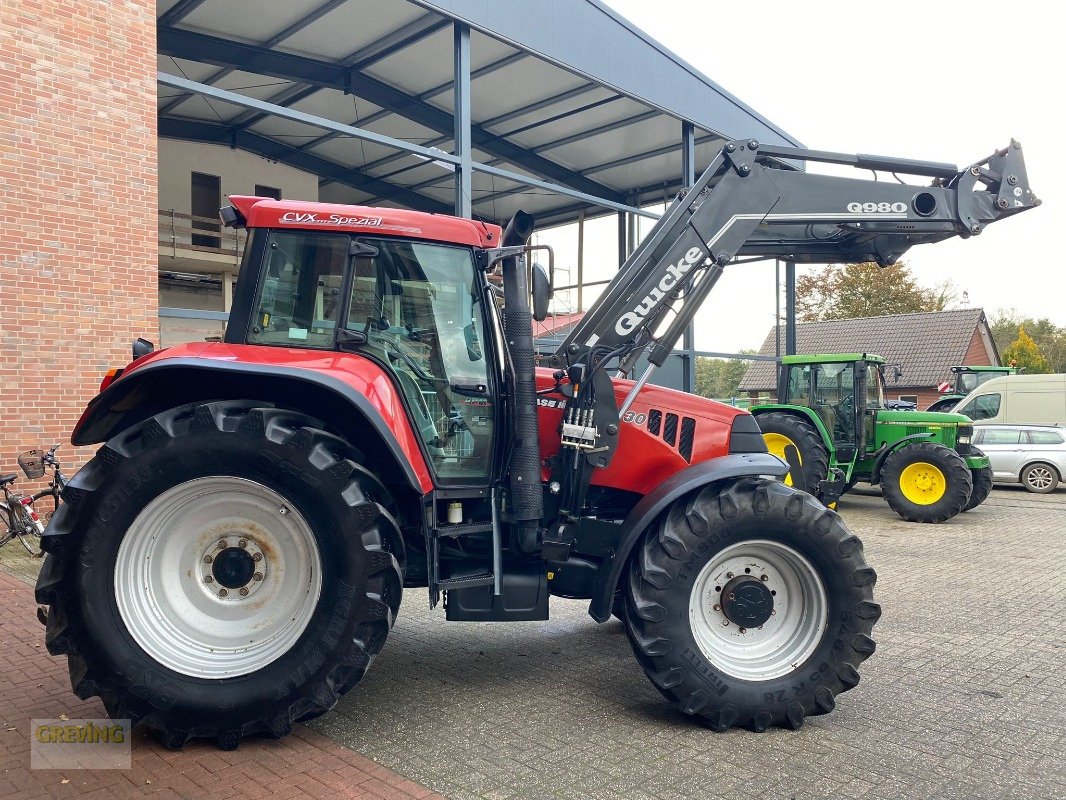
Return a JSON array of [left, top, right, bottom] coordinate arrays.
[[226, 13, 449, 134], [158, 0, 210, 28], [160, 0, 351, 116], [158, 117, 451, 215], [617, 211, 627, 268], [157, 27, 627, 205], [157, 73, 654, 219], [681, 121, 696, 394], [785, 260, 797, 356], [453, 22, 472, 218]]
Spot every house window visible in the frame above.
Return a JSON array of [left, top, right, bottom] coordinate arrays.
[[898, 395, 918, 405], [255, 184, 281, 200], [191, 172, 221, 249]]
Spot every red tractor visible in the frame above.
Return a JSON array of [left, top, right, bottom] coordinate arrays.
[[36, 140, 1037, 748]]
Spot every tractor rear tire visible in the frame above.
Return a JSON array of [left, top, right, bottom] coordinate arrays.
[[963, 447, 994, 511], [754, 413, 830, 495], [35, 401, 403, 750], [624, 477, 879, 732], [881, 442, 972, 523]]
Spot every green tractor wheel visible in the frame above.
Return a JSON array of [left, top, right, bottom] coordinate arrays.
[[755, 412, 829, 495], [881, 442, 973, 523], [963, 446, 994, 511]]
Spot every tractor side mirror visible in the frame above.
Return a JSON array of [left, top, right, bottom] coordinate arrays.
[[893, 365, 904, 382], [531, 262, 552, 322]]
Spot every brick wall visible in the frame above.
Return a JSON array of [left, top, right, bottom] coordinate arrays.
[[963, 326, 994, 366], [0, 1, 157, 486]]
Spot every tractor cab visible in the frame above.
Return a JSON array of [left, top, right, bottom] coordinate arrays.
[[927, 365, 1017, 412], [777, 354, 887, 463]]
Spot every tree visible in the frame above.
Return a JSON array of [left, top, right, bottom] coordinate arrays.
[[990, 310, 1066, 372], [695, 351, 755, 399], [1001, 325, 1051, 374], [795, 261, 959, 322]]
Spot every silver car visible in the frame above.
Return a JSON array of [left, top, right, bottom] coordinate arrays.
[[973, 425, 1066, 493]]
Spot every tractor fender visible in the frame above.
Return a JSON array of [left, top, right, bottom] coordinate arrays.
[[869, 433, 935, 484], [587, 452, 788, 622], [71, 356, 432, 495], [749, 404, 834, 444]]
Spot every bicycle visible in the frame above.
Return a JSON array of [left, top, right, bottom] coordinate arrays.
[[0, 444, 68, 557]]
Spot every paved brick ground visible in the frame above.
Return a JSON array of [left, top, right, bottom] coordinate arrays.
[[309, 486, 1066, 800], [2, 485, 1064, 799], [0, 566, 442, 799]]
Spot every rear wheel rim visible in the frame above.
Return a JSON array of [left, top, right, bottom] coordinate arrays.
[[899, 461, 947, 505], [115, 476, 323, 679], [1026, 466, 1053, 490], [688, 539, 828, 680], [763, 433, 801, 487]]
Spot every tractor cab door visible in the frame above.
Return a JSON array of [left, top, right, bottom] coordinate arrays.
[[860, 362, 884, 452], [344, 238, 497, 486], [811, 362, 857, 459]]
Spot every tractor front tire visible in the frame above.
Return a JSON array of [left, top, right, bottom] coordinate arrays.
[[754, 412, 830, 495], [963, 446, 994, 511], [35, 401, 403, 750], [881, 442, 972, 523], [624, 477, 879, 732]]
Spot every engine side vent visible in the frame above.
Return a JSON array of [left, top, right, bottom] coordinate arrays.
[[648, 409, 662, 436], [678, 417, 696, 462], [906, 426, 926, 436], [663, 413, 679, 446]]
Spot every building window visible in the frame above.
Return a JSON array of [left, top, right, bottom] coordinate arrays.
[[898, 395, 918, 405], [191, 172, 221, 249], [255, 184, 282, 200]]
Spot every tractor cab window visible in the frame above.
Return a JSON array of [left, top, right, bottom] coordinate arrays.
[[866, 364, 884, 409], [784, 365, 811, 404], [958, 372, 981, 394], [345, 238, 493, 484], [812, 362, 855, 443], [249, 231, 347, 348]]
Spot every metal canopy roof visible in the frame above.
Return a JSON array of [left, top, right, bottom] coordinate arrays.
[[157, 0, 800, 228]]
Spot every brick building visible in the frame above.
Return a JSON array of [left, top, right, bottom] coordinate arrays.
[[0, 0, 799, 482], [0, 1, 157, 479], [737, 308, 1001, 409]]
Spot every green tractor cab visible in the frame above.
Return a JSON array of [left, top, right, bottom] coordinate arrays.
[[926, 364, 1017, 412], [751, 354, 993, 523]]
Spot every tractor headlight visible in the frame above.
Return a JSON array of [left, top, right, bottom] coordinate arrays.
[[957, 424, 973, 445]]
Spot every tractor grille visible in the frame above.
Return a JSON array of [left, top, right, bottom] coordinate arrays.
[[647, 409, 662, 436], [679, 418, 696, 462], [646, 408, 696, 462], [663, 414, 679, 445]]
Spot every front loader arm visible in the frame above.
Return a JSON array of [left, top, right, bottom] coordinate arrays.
[[552, 139, 1039, 368]]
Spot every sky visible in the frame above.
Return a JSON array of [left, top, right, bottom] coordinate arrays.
[[539, 0, 1063, 354]]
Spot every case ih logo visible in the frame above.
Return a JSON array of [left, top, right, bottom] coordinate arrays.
[[280, 212, 383, 227], [615, 246, 705, 336]]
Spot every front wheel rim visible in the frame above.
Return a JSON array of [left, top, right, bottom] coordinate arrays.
[[115, 476, 323, 679], [689, 539, 828, 681], [899, 461, 947, 505]]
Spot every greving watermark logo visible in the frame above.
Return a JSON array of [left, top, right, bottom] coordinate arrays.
[[30, 718, 132, 770]]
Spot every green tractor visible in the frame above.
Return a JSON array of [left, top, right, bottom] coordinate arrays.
[[750, 354, 993, 523], [926, 364, 1017, 412]]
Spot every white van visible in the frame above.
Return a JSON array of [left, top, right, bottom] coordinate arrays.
[[954, 374, 1066, 425]]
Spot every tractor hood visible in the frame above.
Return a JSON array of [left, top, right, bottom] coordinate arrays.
[[875, 409, 971, 426]]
